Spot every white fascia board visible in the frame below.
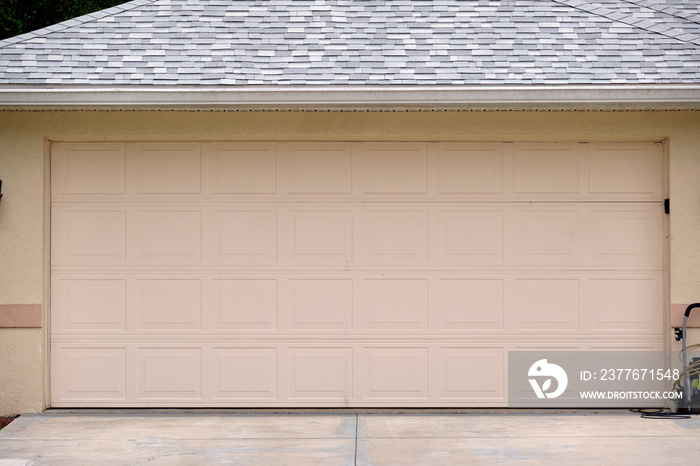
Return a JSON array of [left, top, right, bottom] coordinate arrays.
[[1, 85, 700, 110]]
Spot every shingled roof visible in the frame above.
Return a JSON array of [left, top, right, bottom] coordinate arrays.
[[1, 0, 700, 86]]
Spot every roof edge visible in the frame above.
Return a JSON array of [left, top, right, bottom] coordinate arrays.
[[0, 0, 153, 49], [1, 84, 700, 111]]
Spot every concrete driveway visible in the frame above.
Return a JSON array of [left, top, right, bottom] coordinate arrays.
[[1, 410, 699, 465]]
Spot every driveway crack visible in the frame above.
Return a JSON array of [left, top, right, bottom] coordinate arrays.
[[354, 413, 359, 465]]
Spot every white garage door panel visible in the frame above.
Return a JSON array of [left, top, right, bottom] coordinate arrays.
[[51, 343, 508, 406], [52, 142, 665, 202], [50, 203, 663, 269], [50, 141, 665, 407], [52, 143, 127, 195], [51, 271, 663, 335]]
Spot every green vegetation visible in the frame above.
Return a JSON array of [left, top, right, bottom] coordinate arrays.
[[1, 0, 128, 40]]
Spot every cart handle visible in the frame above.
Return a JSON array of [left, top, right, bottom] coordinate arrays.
[[685, 303, 700, 317]]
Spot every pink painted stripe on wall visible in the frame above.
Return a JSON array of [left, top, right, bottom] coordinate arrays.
[[0, 304, 42, 328], [671, 304, 700, 328]]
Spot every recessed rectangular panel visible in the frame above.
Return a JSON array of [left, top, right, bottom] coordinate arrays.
[[515, 279, 579, 329], [364, 211, 428, 260], [207, 143, 277, 194], [439, 211, 503, 263], [213, 348, 277, 399], [590, 278, 663, 331], [135, 143, 201, 194], [52, 143, 126, 194], [138, 279, 201, 330], [289, 348, 352, 399], [210, 211, 277, 262], [290, 280, 352, 330], [515, 211, 579, 264], [364, 279, 428, 329], [439, 279, 504, 330], [55, 210, 126, 265], [57, 347, 126, 400], [364, 347, 428, 399], [287, 144, 352, 193], [438, 143, 503, 193], [439, 348, 504, 400], [589, 208, 663, 266], [138, 211, 201, 262], [213, 280, 276, 330], [138, 348, 202, 399], [57, 279, 126, 331], [514, 143, 578, 193], [289, 211, 352, 262], [589, 144, 663, 196], [363, 143, 428, 193]]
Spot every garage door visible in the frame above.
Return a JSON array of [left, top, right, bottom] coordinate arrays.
[[50, 141, 665, 407]]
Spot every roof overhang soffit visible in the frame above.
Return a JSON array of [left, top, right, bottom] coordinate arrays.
[[1, 85, 700, 111]]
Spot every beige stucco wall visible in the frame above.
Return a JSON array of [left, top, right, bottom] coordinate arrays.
[[1, 109, 699, 415]]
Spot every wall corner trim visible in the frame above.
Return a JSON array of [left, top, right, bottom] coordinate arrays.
[[0, 304, 42, 328]]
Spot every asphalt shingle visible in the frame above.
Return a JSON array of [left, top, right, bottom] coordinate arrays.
[[0, 0, 698, 85]]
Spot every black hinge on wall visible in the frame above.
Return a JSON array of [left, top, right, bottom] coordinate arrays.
[[664, 198, 670, 214]]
